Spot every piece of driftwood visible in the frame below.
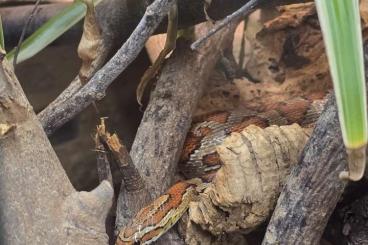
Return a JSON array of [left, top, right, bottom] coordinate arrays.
[[191, 0, 259, 50], [0, 52, 113, 244]]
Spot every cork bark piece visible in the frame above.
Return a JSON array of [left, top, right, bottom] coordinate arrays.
[[186, 124, 309, 240]]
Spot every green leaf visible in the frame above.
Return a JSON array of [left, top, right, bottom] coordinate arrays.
[[0, 15, 5, 50], [315, 0, 367, 180], [6, 0, 102, 64]]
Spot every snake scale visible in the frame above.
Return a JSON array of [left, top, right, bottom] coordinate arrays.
[[116, 97, 326, 245]]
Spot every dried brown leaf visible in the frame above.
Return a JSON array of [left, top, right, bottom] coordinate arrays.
[[77, 0, 104, 84]]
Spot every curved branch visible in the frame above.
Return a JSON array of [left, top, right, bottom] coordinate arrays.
[[38, 0, 176, 135]]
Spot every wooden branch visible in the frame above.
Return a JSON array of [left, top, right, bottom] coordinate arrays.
[[191, 0, 259, 50], [96, 118, 150, 236], [97, 119, 145, 193], [95, 121, 113, 184], [38, 0, 176, 135], [0, 52, 113, 244], [0, 51, 72, 244], [262, 94, 347, 244]]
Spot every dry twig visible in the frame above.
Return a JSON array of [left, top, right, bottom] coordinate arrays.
[[95, 119, 113, 184], [191, 0, 259, 50], [97, 119, 145, 193]]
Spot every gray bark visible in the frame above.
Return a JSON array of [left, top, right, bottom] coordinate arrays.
[[0, 55, 113, 244]]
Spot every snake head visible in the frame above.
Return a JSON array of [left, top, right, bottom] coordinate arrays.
[[116, 180, 202, 245]]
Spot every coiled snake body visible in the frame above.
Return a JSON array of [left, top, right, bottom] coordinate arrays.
[[116, 97, 326, 245]]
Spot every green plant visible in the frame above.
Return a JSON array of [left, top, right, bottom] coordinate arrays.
[[315, 0, 367, 181], [6, 0, 102, 64], [0, 15, 4, 50]]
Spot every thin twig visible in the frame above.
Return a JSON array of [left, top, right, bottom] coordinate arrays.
[[95, 119, 113, 185], [97, 125, 145, 193], [38, 0, 176, 135], [13, 0, 41, 67], [191, 0, 259, 50]]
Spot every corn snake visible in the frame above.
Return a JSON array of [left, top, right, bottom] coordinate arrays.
[[116, 96, 326, 245]]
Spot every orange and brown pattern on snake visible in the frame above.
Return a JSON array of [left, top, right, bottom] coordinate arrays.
[[180, 132, 206, 164], [118, 182, 196, 244], [192, 111, 231, 124], [179, 121, 225, 165], [229, 116, 269, 133], [202, 152, 222, 167], [179, 97, 326, 179], [140, 227, 165, 244], [263, 98, 312, 124]]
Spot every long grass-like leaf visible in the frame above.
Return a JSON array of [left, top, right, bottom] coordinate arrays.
[[315, 0, 367, 181], [0, 15, 5, 50], [6, 0, 102, 64]]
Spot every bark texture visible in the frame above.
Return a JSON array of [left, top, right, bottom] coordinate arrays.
[[0, 57, 113, 244], [0, 55, 73, 244]]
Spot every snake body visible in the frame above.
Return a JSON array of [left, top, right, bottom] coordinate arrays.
[[116, 97, 326, 245], [116, 179, 201, 245], [179, 97, 325, 181]]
